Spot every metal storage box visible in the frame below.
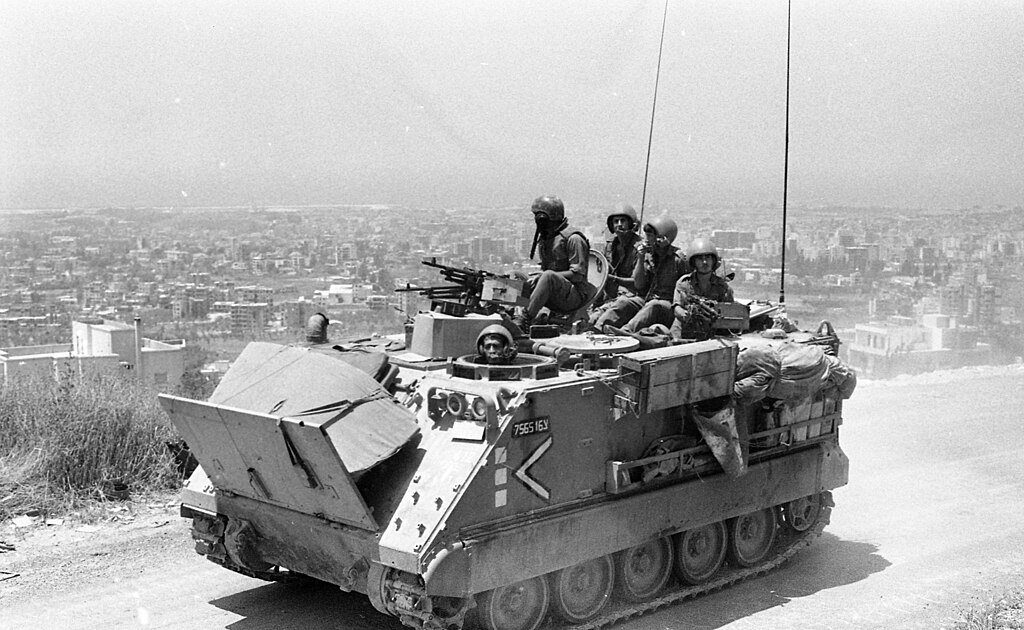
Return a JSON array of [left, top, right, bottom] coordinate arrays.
[[409, 312, 503, 358], [616, 338, 738, 414]]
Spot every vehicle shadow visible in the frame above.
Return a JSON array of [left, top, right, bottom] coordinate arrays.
[[640, 532, 891, 629], [213, 580, 404, 630]]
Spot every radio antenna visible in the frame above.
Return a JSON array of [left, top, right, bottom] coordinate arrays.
[[639, 0, 670, 228], [779, 0, 792, 305]]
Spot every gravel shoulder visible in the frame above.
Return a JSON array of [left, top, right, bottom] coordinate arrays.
[[0, 492, 192, 607]]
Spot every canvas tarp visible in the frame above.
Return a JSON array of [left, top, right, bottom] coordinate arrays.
[[733, 342, 856, 405], [209, 342, 419, 474]]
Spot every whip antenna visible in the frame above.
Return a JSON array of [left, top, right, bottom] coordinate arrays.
[[639, 0, 670, 227], [779, 0, 792, 305]]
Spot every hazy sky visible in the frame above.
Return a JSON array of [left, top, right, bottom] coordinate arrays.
[[2, 1, 1022, 211]]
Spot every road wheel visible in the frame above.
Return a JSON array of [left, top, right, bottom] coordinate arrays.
[[551, 555, 615, 623], [782, 493, 822, 532], [728, 508, 777, 568], [673, 521, 727, 584], [615, 537, 674, 602], [477, 576, 550, 630]]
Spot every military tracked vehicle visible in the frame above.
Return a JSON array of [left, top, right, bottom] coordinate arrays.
[[158, 256, 855, 630]]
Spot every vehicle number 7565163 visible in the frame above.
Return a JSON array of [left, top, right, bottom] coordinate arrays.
[[511, 417, 549, 438]]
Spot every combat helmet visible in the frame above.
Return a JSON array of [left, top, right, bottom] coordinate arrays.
[[642, 214, 678, 244], [606, 204, 638, 233], [305, 312, 330, 343], [531, 195, 565, 223], [687, 237, 721, 270]]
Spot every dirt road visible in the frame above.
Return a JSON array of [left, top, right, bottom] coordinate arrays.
[[2, 365, 1023, 630]]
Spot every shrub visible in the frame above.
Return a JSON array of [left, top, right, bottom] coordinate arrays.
[[0, 370, 183, 519]]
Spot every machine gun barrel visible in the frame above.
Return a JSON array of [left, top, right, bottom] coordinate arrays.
[[394, 258, 507, 314]]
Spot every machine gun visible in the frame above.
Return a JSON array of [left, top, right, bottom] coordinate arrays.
[[690, 295, 721, 325], [395, 257, 524, 317]]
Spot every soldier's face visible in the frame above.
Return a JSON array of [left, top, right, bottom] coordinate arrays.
[[611, 216, 632, 233], [693, 254, 715, 273], [644, 225, 669, 249], [534, 212, 556, 235], [481, 337, 507, 361]]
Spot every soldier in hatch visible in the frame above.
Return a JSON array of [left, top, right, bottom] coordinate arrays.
[[474, 324, 517, 365], [513, 195, 590, 332], [596, 214, 688, 332], [671, 238, 734, 340]]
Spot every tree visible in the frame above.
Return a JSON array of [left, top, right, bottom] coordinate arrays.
[[175, 343, 217, 401]]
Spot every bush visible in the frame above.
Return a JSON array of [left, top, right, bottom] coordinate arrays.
[[0, 370, 183, 519]]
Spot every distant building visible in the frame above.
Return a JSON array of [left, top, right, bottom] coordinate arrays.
[[366, 295, 388, 310], [0, 318, 185, 390], [711, 230, 756, 250], [235, 285, 275, 306], [230, 302, 269, 335], [281, 299, 318, 333], [846, 313, 992, 378], [313, 283, 376, 306]]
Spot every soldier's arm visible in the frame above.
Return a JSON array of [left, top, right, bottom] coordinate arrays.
[[560, 233, 589, 282], [631, 250, 650, 294], [671, 276, 692, 320], [611, 244, 639, 287]]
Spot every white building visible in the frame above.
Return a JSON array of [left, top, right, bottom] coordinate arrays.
[[0, 318, 185, 391], [846, 313, 992, 378]]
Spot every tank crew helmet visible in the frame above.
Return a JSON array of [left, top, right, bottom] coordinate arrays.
[[606, 204, 638, 233], [531, 195, 565, 223], [642, 214, 678, 245], [531, 195, 566, 240], [305, 312, 330, 343], [687, 238, 721, 271], [476, 324, 517, 364]]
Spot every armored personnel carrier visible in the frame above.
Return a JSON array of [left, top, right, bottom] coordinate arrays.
[[158, 256, 855, 630]]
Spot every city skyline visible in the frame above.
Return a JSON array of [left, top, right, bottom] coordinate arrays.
[[3, 1, 1023, 211]]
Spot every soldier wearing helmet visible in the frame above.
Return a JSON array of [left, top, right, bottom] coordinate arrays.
[[515, 195, 590, 332], [475, 324, 518, 365], [670, 238, 734, 340], [594, 204, 640, 306], [594, 213, 688, 333]]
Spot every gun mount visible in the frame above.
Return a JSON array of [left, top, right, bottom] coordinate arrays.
[[395, 257, 524, 317]]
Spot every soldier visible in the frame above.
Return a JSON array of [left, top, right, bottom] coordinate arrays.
[[474, 324, 518, 365], [514, 195, 590, 332], [671, 238, 734, 340], [596, 204, 641, 304], [596, 214, 688, 332]]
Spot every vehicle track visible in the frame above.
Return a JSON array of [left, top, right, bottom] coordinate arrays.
[[566, 492, 834, 630]]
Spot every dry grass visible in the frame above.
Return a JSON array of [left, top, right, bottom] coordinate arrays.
[[957, 593, 1024, 630], [0, 370, 183, 521]]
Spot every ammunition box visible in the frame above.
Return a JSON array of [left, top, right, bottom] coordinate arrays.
[[616, 338, 738, 413], [778, 389, 841, 442]]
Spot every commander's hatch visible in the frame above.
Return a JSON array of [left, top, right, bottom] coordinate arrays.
[[159, 342, 420, 531]]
